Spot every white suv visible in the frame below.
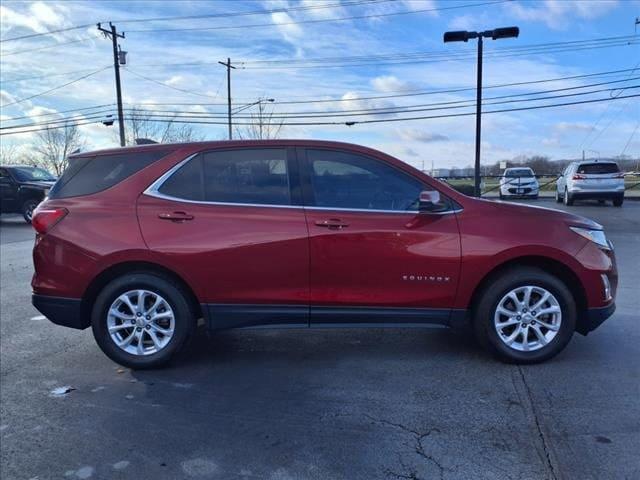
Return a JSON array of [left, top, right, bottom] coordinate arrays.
[[499, 167, 539, 199], [556, 161, 625, 206]]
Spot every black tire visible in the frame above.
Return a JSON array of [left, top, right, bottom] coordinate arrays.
[[564, 188, 574, 206], [613, 197, 624, 207], [473, 267, 576, 364], [91, 272, 196, 369], [598, 199, 605, 204], [531, 194, 539, 200], [499, 192, 504, 200], [555, 189, 562, 203], [22, 198, 39, 224]]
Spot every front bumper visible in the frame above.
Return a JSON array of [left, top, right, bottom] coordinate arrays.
[[577, 302, 616, 335], [32, 294, 87, 330]]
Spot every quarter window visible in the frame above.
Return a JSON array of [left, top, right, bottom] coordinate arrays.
[[158, 149, 291, 206], [306, 149, 424, 211]]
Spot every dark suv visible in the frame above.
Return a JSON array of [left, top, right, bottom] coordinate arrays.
[[0, 165, 56, 223], [31, 141, 617, 369]]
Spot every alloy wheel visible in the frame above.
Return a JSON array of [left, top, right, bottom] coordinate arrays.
[[493, 285, 562, 352], [107, 289, 175, 356]]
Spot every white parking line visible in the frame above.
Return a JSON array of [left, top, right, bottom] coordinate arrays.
[[30, 315, 46, 321]]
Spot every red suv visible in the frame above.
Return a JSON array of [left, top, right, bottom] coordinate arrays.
[[31, 141, 617, 368]]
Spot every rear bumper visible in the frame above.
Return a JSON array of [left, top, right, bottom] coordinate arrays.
[[577, 302, 616, 335], [570, 191, 624, 200], [32, 294, 87, 330]]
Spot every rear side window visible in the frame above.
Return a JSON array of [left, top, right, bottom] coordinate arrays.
[[157, 148, 291, 206], [48, 150, 172, 199], [577, 163, 619, 174]]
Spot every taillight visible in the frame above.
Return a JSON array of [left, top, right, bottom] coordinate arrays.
[[572, 174, 586, 180], [32, 207, 68, 234]]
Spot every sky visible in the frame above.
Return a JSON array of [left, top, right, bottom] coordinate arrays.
[[1, 0, 639, 170]]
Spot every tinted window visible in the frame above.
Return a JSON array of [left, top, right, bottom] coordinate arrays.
[[11, 167, 56, 182], [577, 163, 620, 174], [158, 149, 291, 206], [307, 149, 423, 211], [49, 150, 172, 199], [158, 155, 204, 201]]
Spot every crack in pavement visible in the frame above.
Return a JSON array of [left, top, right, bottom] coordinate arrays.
[[515, 366, 560, 480], [364, 414, 444, 480]]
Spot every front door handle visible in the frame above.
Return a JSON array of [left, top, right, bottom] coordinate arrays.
[[314, 218, 350, 229], [158, 211, 194, 222]]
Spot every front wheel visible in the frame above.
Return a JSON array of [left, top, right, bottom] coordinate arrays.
[[613, 197, 624, 207], [473, 267, 576, 363], [555, 189, 562, 203], [22, 198, 39, 223], [91, 272, 196, 369]]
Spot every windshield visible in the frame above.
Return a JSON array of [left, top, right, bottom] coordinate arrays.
[[11, 167, 56, 182], [504, 168, 534, 178]]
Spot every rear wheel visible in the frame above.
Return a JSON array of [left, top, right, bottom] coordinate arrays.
[[473, 267, 576, 363], [613, 197, 624, 207], [22, 198, 39, 223], [563, 188, 574, 206], [91, 272, 196, 369]]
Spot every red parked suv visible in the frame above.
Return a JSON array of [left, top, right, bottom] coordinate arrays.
[[31, 140, 617, 368]]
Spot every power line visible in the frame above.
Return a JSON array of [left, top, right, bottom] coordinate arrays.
[[123, 68, 224, 99], [121, 77, 640, 118], [0, 36, 95, 57], [1, 67, 110, 108], [126, 1, 509, 34], [0, 0, 387, 43], [1, 105, 115, 123], [115, 84, 640, 119], [0, 118, 109, 136], [0, 24, 93, 43], [620, 122, 639, 156], [122, 67, 638, 108], [0, 111, 116, 131], [3, 93, 638, 136], [1, 67, 112, 84]]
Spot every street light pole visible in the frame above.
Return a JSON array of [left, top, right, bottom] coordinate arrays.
[[444, 27, 519, 197]]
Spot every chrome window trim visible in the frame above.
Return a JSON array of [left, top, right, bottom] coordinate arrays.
[[143, 153, 461, 215]]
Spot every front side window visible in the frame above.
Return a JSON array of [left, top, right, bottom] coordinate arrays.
[[11, 167, 56, 182], [306, 149, 424, 211], [158, 148, 291, 206]]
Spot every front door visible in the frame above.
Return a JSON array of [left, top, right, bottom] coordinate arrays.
[[299, 148, 461, 325], [137, 147, 309, 329]]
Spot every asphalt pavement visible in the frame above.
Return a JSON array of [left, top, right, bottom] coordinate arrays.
[[1, 199, 638, 480]]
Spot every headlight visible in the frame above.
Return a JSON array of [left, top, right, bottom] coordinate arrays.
[[570, 227, 611, 250]]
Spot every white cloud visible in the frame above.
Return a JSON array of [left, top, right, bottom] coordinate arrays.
[[505, 0, 618, 30], [0, 2, 68, 37], [165, 75, 184, 86], [271, 11, 303, 43], [371, 75, 416, 93], [398, 128, 449, 143]]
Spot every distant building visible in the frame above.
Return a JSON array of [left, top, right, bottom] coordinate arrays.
[[431, 168, 450, 177]]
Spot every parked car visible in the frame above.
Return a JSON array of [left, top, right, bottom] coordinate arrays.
[[499, 167, 539, 199], [31, 141, 617, 368], [0, 165, 56, 223], [556, 160, 625, 206]]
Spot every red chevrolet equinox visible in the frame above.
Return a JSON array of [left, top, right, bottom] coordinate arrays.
[[31, 140, 617, 368]]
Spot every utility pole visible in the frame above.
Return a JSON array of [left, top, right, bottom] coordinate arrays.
[[98, 23, 126, 146], [218, 58, 236, 140]]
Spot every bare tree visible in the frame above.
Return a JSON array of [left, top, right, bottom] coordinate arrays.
[[33, 122, 85, 176], [235, 102, 283, 140], [0, 143, 18, 165], [122, 107, 202, 145]]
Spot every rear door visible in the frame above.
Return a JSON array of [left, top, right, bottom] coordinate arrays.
[[0, 168, 18, 212], [137, 147, 309, 329], [299, 148, 461, 325]]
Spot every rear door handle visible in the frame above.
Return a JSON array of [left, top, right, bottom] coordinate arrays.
[[314, 218, 350, 229], [158, 211, 194, 222]]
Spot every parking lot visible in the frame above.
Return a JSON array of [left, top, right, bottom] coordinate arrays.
[[1, 199, 638, 480]]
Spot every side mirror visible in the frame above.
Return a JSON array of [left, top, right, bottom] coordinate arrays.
[[419, 190, 441, 213]]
